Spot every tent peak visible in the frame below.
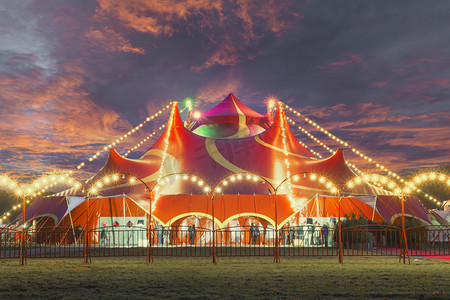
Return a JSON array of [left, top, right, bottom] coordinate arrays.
[[272, 102, 290, 129], [167, 102, 184, 129]]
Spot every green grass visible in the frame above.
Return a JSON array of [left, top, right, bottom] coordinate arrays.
[[0, 256, 448, 299]]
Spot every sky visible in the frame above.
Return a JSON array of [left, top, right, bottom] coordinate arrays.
[[0, 0, 449, 183]]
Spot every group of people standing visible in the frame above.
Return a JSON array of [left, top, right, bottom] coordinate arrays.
[[280, 223, 330, 247], [155, 224, 196, 246]]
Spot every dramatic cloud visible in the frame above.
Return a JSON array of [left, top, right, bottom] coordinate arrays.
[[85, 27, 145, 54], [0, 0, 449, 184]]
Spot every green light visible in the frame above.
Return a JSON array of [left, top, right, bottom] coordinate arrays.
[[184, 97, 193, 111]]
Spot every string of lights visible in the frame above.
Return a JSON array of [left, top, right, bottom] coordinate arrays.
[[283, 103, 441, 204], [286, 116, 364, 175], [0, 174, 85, 222], [154, 103, 177, 203], [0, 103, 171, 221], [282, 103, 402, 176], [123, 124, 166, 157], [76, 104, 172, 171], [278, 103, 295, 208]]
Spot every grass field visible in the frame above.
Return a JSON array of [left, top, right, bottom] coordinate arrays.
[[0, 256, 448, 299]]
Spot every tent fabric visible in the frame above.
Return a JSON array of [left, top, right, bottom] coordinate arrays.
[[191, 93, 271, 129], [375, 195, 437, 225], [298, 196, 385, 223], [25, 96, 441, 228], [151, 194, 293, 228], [93, 101, 374, 192], [21, 196, 68, 225]]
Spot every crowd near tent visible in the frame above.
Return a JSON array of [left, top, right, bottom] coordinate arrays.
[[13, 94, 445, 242]]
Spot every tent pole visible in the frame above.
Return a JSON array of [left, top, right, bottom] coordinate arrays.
[[65, 197, 77, 246], [211, 194, 216, 265], [84, 197, 91, 264], [338, 193, 343, 264], [274, 189, 279, 263], [20, 195, 27, 266], [146, 190, 153, 263], [371, 196, 378, 222], [399, 195, 410, 264]]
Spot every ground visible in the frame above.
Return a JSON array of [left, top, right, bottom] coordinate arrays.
[[0, 256, 448, 299]]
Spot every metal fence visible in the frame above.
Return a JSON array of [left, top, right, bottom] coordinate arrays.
[[1, 225, 449, 260]]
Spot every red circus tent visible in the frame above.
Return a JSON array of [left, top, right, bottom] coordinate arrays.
[[19, 93, 442, 234]]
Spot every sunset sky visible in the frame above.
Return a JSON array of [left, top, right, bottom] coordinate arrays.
[[1, 0, 449, 182]]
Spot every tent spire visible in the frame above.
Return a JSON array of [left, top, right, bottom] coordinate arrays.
[[272, 102, 291, 130]]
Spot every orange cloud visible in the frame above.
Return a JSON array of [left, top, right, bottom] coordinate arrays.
[[85, 27, 145, 54], [94, 0, 302, 70], [0, 65, 132, 180], [95, 0, 223, 36]]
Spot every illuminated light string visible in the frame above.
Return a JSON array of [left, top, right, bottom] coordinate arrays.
[[298, 139, 323, 159], [124, 124, 166, 157], [403, 172, 450, 205], [16, 104, 172, 209], [0, 175, 24, 221], [286, 117, 324, 159], [291, 173, 339, 195], [346, 172, 445, 205], [154, 103, 177, 203], [347, 174, 402, 195], [76, 104, 172, 171], [0, 174, 84, 222], [152, 174, 211, 211], [283, 103, 442, 204], [2, 102, 171, 220], [278, 103, 295, 209], [286, 116, 363, 175], [283, 103, 404, 177]]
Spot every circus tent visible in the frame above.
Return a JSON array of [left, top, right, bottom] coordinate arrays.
[[16, 93, 442, 235]]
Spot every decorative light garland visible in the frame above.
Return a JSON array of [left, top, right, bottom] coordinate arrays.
[[151, 173, 211, 212], [8, 104, 172, 212], [290, 173, 339, 195], [403, 172, 450, 205], [283, 103, 402, 176], [0, 174, 85, 222], [124, 124, 166, 157], [77, 104, 172, 170], [154, 103, 177, 202], [346, 174, 402, 194], [283, 103, 441, 204], [286, 116, 363, 175], [278, 103, 295, 208]]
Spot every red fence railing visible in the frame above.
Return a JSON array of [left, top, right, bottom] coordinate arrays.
[[1, 225, 448, 259]]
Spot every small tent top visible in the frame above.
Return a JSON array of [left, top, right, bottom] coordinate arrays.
[[191, 93, 271, 130]]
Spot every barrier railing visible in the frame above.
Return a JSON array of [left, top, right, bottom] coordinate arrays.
[[1, 225, 448, 260], [406, 225, 449, 256], [215, 226, 275, 257], [278, 225, 338, 256], [151, 226, 212, 257], [86, 226, 147, 257], [1, 227, 84, 259]]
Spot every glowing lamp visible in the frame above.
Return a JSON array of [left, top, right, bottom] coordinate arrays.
[[192, 111, 202, 119], [185, 98, 193, 111]]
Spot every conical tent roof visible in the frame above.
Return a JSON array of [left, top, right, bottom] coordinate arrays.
[[196, 93, 264, 121], [191, 93, 272, 138], [25, 97, 441, 229]]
